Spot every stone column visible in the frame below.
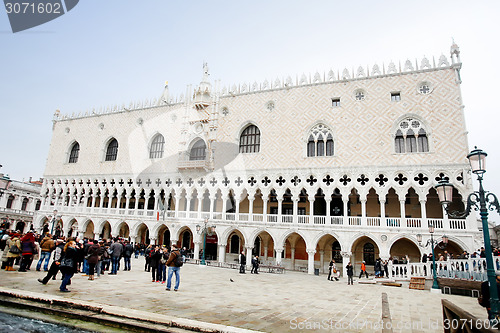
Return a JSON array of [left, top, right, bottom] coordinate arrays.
[[275, 247, 283, 265], [399, 200, 406, 225], [277, 198, 283, 223], [326, 196, 332, 224], [264, 245, 269, 261], [361, 199, 367, 226], [77, 229, 85, 241], [246, 246, 253, 269], [218, 244, 226, 263], [248, 198, 254, 221], [222, 194, 228, 219], [342, 251, 352, 278], [209, 196, 215, 219], [150, 237, 158, 245], [380, 200, 386, 226], [343, 199, 349, 225], [309, 196, 315, 224], [291, 247, 296, 270], [94, 232, 100, 240], [197, 194, 203, 218], [292, 196, 299, 224], [262, 197, 268, 223], [134, 192, 139, 211], [307, 249, 316, 275], [420, 199, 427, 226], [320, 250, 325, 273], [194, 241, 201, 260], [175, 195, 181, 217]]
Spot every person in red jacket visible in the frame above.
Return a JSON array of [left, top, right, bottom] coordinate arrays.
[[359, 261, 368, 279]]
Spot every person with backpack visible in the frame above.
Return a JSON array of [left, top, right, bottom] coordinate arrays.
[[165, 244, 182, 291], [123, 241, 134, 271]]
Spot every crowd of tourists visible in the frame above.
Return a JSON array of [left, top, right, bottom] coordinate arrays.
[[0, 227, 183, 292]]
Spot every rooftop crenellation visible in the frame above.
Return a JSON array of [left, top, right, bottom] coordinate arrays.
[[54, 46, 460, 122]]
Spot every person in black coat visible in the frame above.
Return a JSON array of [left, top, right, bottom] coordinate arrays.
[[59, 240, 78, 292], [239, 251, 246, 274], [149, 246, 162, 282], [346, 262, 354, 285]]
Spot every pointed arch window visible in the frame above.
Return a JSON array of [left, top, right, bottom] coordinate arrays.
[[307, 124, 334, 157], [239, 125, 260, 153], [69, 142, 80, 163], [394, 118, 429, 153], [105, 138, 118, 161], [190, 139, 206, 161], [150, 134, 165, 159]]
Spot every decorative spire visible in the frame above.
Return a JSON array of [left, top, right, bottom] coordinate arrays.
[[450, 39, 461, 64], [194, 63, 212, 110], [159, 80, 170, 105]]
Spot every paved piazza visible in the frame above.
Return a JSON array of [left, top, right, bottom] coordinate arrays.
[[0, 256, 489, 332]]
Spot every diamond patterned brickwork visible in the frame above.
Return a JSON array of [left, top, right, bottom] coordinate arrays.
[[216, 68, 467, 171]]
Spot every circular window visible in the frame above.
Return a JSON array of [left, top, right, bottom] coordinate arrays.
[[354, 89, 365, 101], [65, 127, 70, 134], [137, 118, 143, 125], [265, 101, 275, 112], [418, 82, 432, 95], [98, 123, 104, 130], [194, 123, 204, 134]]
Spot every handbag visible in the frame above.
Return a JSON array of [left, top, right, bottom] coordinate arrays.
[[60, 258, 74, 269], [9, 244, 20, 254]]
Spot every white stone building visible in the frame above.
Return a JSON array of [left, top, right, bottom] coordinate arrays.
[[35, 43, 483, 274], [0, 173, 42, 232]]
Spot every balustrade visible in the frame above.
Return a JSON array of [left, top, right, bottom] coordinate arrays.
[[39, 203, 469, 234], [389, 257, 499, 281]]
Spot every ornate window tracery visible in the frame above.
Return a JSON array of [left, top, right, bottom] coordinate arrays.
[[394, 118, 429, 154], [307, 124, 334, 157]]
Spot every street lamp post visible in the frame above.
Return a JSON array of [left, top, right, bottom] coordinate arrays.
[[196, 219, 216, 265], [435, 147, 500, 318], [416, 226, 448, 291]]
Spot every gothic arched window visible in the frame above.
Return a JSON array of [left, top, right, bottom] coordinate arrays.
[[394, 118, 429, 153], [190, 139, 206, 161], [150, 134, 165, 159], [363, 243, 375, 265], [307, 124, 334, 157], [105, 138, 118, 161], [230, 234, 240, 254], [69, 142, 80, 163], [239, 125, 260, 153]]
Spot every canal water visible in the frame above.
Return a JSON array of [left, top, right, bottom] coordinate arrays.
[[0, 307, 126, 332]]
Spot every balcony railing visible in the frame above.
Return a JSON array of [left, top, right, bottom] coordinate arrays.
[[40, 204, 469, 231]]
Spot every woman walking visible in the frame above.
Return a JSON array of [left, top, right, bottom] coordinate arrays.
[[59, 240, 77, 292], [5, 233, 21, 271], [18, 232, 36, 272]]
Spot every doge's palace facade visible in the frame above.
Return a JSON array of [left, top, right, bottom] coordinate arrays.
[[35, 43, 482, 274]]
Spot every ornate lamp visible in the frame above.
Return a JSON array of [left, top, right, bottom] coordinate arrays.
[[435, 147, 500, 318]]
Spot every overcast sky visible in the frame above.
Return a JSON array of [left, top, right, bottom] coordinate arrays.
[[1, 1, 499, 220]]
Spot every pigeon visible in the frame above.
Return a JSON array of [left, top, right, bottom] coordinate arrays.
[[230, 278, 234, 282]]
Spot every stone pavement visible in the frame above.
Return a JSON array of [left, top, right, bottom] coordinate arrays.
[[0, 256, 490, 332]]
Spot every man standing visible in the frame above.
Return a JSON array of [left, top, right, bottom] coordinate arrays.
[[346, 262, 354, 285], [109, 238, 123, 275], [165, 244, 181, 291], [123, 241, 134, 271], [251, 255, 259, 274], [239, 250, 246, 274], [37, 233, 55, 272]]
